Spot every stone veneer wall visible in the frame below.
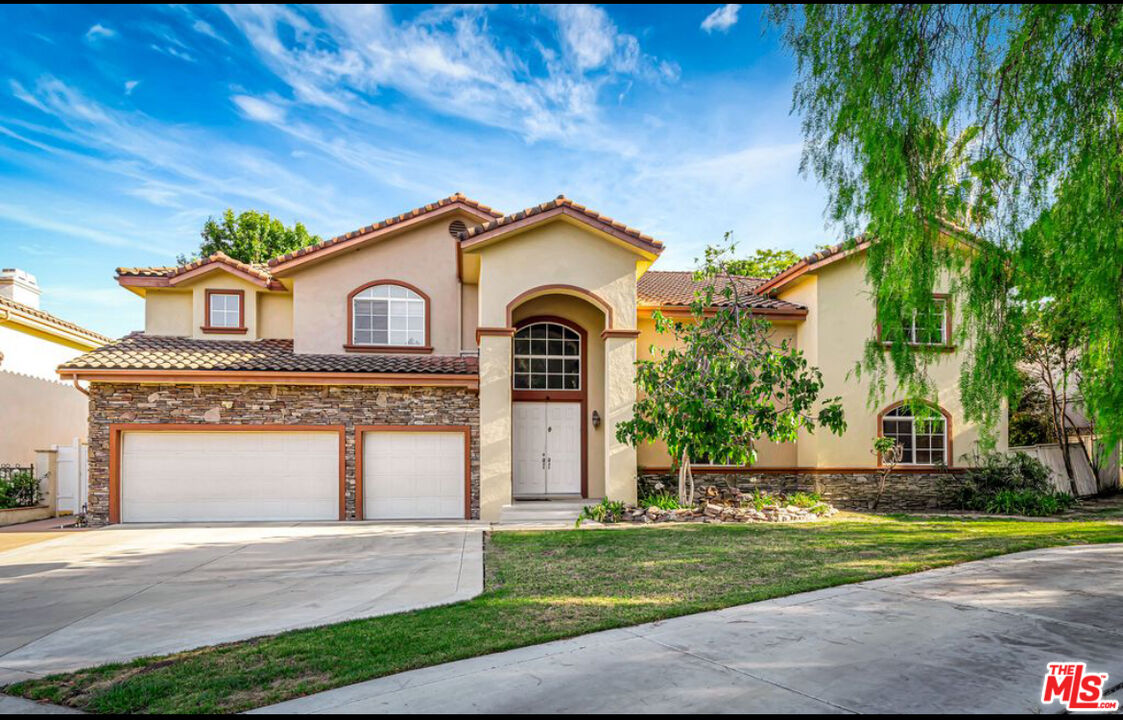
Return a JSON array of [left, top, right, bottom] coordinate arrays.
[[88, 383, 479, 525], [638, 468, 965, 511]]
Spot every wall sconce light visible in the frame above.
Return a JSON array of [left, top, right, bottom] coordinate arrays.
[[591, 410, 601, 429]]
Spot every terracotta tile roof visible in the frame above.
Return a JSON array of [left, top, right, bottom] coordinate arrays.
[[268, 193, 503, 267], [459, 195, 664, 254], [115, 266, 179, 278], [0, 295, 112, 345], [755, 238, 870, 294], [637, 271, 806, 312], [117, 252, 276, 284], [59, 333, 479, 375]]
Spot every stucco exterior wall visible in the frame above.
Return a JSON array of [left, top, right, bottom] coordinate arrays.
[[472, 220, 640, 329], [258, 292, 293, 339], [778, 253, 1008, 468], [190, 275, 262, 340], [290, 215, 474, 356], [144, 290, 192, 337], [0, 370, 88, 465], [634, 313, 800, 469], [0, 323, 90, 381], [461, 283, 478, 351]]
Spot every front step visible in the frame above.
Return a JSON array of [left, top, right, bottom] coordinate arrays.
[[498, 499, 602, 525]]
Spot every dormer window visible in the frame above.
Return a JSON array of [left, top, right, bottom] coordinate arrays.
[[346, 281, 431, 353], [202, 290, 246, 333]]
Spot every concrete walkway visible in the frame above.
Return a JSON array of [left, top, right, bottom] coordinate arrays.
[[0, 522, 482, 685], [255, 543, 1123, 714]]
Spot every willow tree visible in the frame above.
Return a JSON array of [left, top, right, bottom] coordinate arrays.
[[616, 242, 846, 505], [769, 5, 1123, 449]]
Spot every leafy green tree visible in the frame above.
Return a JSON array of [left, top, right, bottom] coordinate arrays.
[[177, 209, 321, 265], [726, 248, 802, 278], [769, 5, 1123, 448], [617, 240, 846, 504]]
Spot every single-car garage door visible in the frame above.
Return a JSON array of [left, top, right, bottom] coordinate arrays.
[[120, 430, 340, 522], [362, 430, 467, 519]]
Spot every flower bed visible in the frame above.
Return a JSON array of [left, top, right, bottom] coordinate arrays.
[[624, 485, 838, 524]]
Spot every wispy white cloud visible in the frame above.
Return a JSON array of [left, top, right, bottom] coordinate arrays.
[[232, 94, 286, 123], [85, 23, 116, 42], [124, 80, 139, 95], [220, 5, 677, 153], [701, 4, 741, 34]]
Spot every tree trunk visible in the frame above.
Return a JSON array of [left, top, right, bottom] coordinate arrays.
[[678, 446, 695, 506]]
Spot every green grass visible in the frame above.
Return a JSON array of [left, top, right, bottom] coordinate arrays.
[[9, 515, 1123, 713]]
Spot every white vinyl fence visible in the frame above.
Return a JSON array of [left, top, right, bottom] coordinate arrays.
[[1009, 441, 1121, 497]]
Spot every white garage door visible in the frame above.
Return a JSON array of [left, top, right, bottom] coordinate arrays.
[[121, 431, 339, 522], [363, 431, 465, 519]]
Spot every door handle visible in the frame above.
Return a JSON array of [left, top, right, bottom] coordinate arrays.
[[542, 453, 546, 469], [547, 456, 551, 469]]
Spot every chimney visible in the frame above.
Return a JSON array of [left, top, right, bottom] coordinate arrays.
[[0, 268, 41, 309]]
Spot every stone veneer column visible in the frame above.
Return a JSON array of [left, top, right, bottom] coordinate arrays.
[[603, 333, 638, 504], [478, 333, 513, 521]]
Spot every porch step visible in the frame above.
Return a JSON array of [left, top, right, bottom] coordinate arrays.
[[497, 499, 602, 525]]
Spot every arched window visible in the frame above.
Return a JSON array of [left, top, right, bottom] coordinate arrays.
[[350, 282, 426, 348], [881, 403, 949, 465], [513, 321, 580, 390]]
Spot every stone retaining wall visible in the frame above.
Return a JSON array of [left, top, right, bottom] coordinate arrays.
[[638, 468, 965, 511], [87, 383, 479, 525]]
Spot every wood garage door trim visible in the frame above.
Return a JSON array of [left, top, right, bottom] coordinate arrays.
[[355, 425, 472, 521], [108, 423, 347, 524]]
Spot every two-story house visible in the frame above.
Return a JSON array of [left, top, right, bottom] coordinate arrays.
[[58, 195, 1006, 525]]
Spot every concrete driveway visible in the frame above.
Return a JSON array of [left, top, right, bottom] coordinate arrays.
[[0, 522, 482, 684], [255, 543, 1123, 714]]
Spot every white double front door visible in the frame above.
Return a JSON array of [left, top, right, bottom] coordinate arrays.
[[513, 401, 582, 496]]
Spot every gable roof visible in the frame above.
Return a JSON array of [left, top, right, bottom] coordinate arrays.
[[118, 251, 284, 292], [459, 195, 664, 258], [268, 193, 503, 274], [0, 294, 111, 348], [112, 193, 664, 292], [637, 270, 807, 315], [754, 238, 871, 295]]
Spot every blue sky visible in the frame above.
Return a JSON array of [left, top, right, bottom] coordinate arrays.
[[0, 4, 831, 338]]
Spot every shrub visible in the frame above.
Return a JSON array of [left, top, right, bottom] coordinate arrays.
[[0, 471, 42, 509], [748, 490, 781, 510], [576, 498, 627, 527], [952, 452, 1073, 516], [640, 491, 681, 511], [786, 491, 823, 509], [982, 489, 1076, 516]]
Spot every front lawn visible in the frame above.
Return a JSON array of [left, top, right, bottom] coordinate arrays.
[[10, 515, 1123, 713]]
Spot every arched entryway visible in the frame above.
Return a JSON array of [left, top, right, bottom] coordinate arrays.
[[508, 293, 608, 499], [511, 317, 587, 497]]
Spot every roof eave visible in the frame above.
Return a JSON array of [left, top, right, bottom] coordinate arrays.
[[56, 367, 480, 389], [460, 206, 663, 260], [269, 201, 501, 276]]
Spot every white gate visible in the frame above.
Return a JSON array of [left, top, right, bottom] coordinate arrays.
[[55, 438, 88, 515]]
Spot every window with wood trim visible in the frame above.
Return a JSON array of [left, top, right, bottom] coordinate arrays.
[[881, 404, 948, 465], [351, 283, 426, 347], [899, 297, 949, 345], [205, 291, 243, 329], [513, 322, 580, 390]]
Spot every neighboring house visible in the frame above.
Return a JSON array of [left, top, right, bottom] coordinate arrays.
[[0, 268, 109, 465], [57, 195, 1007, 525]]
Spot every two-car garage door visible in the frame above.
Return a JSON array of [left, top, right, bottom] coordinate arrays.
[[120, 431, 341, 522], [118, 428, 467, 522]]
